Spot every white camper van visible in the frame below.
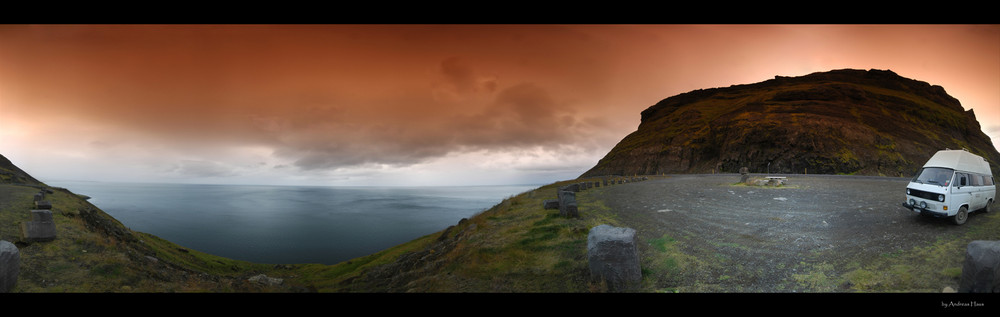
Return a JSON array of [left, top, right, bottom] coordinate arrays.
[[903, 149, 995, 225]]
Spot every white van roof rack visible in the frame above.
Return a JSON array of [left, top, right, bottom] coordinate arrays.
[[924, 149, 991, 175]]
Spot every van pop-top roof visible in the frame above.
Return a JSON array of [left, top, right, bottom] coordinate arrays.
[[923, 149, 992, 175]]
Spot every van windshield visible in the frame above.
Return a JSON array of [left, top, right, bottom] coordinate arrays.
[[913, 167, 954, 186]]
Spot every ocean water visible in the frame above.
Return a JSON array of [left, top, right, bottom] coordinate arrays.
[[47, 181, 540, 265]]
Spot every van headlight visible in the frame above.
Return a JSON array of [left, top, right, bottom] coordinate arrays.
[[906, 189, 911, 195], [919, 201, 927, 209], [909, 198, 916, 206], [938, 194, 945, 202]]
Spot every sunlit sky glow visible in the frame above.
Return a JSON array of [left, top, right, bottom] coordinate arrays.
[[1, 24, 998, 186]]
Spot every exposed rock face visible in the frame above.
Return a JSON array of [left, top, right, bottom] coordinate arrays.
[[581, 69, 1000, 179], [248, 274, 284, 286]]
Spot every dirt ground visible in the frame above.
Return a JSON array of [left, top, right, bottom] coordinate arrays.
[[589, 174, 996, 292]]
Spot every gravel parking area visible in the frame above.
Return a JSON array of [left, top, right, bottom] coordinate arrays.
[[589, 174, 994, 292]]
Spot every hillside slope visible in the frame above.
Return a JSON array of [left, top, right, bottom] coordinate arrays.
[[581, 69, 1000, 178], [0, 154, 43, 186]]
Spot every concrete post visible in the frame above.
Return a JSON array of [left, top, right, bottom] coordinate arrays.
[[0, 240, 19, 292]]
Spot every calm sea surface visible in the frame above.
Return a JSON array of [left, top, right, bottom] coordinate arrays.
[[47, 181, 540, 265]]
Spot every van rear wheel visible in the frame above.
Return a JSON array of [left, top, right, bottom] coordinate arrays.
[[952, 206, 968, 225]]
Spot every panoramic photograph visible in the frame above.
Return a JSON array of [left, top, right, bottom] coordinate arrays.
[[1, 24, 998, 309]]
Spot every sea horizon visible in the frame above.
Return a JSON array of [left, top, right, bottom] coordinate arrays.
[[42, 178, 547, 189], [45, 179, 545, 265]]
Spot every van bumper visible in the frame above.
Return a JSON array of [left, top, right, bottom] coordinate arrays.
[[902, 202, 948, 217]]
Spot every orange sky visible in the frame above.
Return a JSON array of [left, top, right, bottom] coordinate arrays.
[[1, 24, 998, 186]]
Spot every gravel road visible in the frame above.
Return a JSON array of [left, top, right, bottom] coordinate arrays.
[[588, 174, 995, 292]]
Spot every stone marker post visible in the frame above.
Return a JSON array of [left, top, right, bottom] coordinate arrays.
[[34, 200, 51, 209], [21, 210, 57, 242], [543, 199, 559, 210], [587, 224, 641, 292], [562, 183, 580, 193], [1, 240, 19, 292], [558, 190, 578, 218]]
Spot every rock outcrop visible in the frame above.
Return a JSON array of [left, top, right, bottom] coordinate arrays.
[[581, 69, 1000, 179]]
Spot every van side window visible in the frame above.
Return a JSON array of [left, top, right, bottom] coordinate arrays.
[[985, 176, 994, 186], [971, 174, 982, 186], [958, 173, 968, 186]]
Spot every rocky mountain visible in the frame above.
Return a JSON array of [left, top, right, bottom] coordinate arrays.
[[581, 69, 1000, 179]]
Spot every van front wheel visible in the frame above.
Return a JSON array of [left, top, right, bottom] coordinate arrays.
[[952, 206, 968, 225]]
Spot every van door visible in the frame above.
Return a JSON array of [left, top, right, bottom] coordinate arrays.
[[953, 172, 976, 211], [970, 174, 986, 211]]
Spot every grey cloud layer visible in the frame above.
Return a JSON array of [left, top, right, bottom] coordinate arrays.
[[254, 58, 605, 171]]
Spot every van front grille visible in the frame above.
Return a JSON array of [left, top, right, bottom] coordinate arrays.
[[907, 188, 941, 201]]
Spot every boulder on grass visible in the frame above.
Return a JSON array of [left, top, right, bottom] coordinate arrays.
[[959, 240, 1000, 293]]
